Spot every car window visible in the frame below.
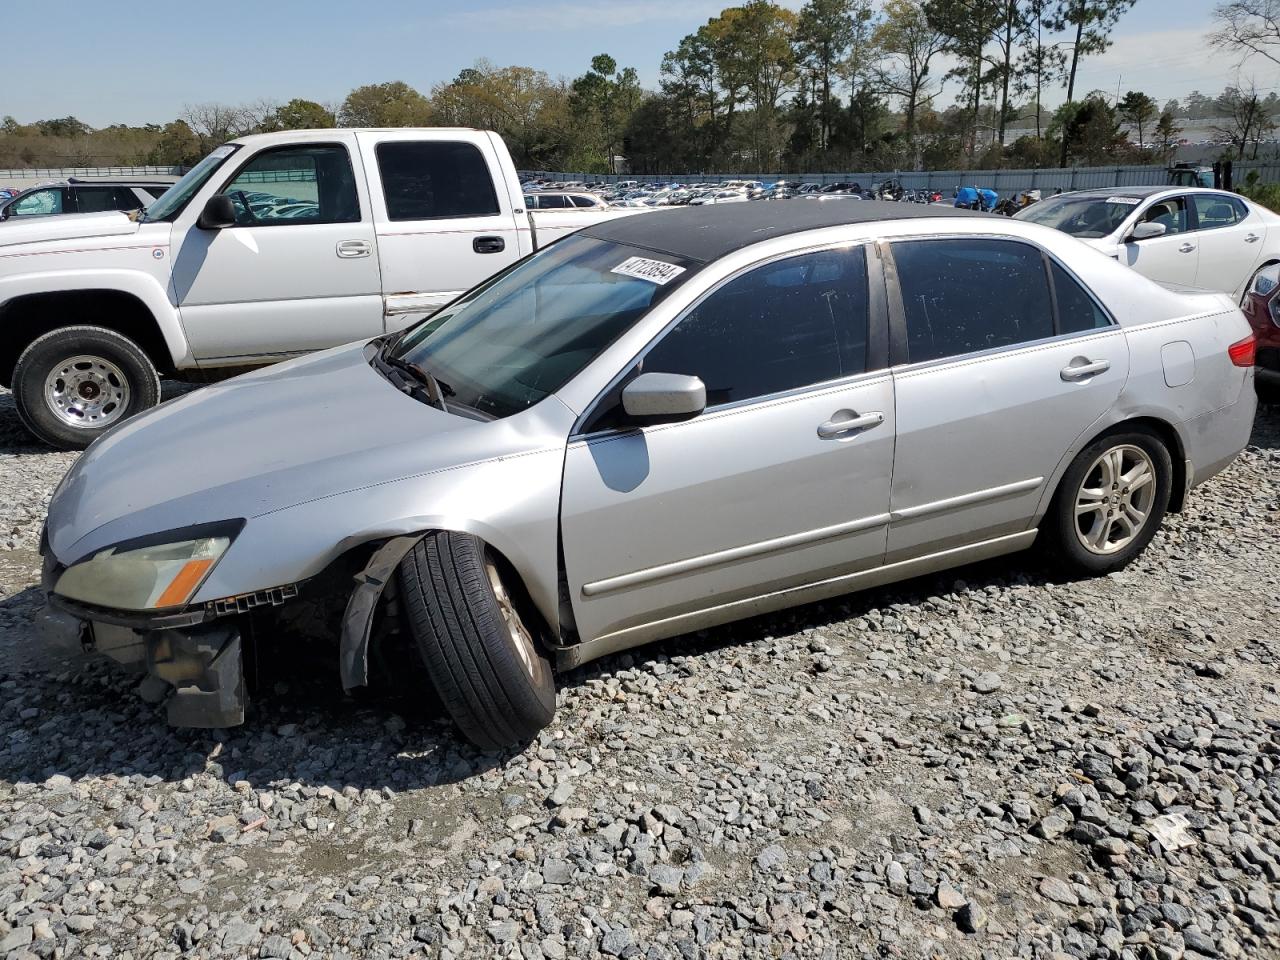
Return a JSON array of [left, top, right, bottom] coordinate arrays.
[[1014, 195, 1139, 238], [571, 195, 597, 208], [893, 238, 1053, 363], [376, 141, 501, 220], [538, 194, 569, 209], [1051, 261, 1112, 334], [1191, 194, 1244, 231], [9, 188, 64, 217], [639, 247, 870, 407], [220, 144, 359, 226], [1140, 196, 1189, 235], [75, 186, 143, 214]]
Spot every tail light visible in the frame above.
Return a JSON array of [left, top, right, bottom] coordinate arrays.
[[1228, 333, 1257, 367]]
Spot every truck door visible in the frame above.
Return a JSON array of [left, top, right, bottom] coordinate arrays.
[[171, 140, 383, 364], [357, 131, 524, 329]]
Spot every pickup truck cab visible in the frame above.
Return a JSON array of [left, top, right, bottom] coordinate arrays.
[[0, 128, 641, 448]]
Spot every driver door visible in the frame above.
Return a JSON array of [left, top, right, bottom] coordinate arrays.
[[1118, 195, 1198, 285], [172, 142, 383, 364]]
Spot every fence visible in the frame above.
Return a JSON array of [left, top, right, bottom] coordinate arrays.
[[522, 161, 1280, 194], [0, 164, 185, 180]]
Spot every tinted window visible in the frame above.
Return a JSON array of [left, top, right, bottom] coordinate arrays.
[[1051, 262, 1111, 334], [538, 194, 570, 209], [1140, 195, 1189, 235], [640, 247, 869, 407], [893, 239, 1053, 363], [1191, 194, 1243, 230], [9, 188, 64, 217], [220, 144, 358, 226], [571, 195, 598, 208], [376, 141, 500, 220], [75, 186, 143, 213]]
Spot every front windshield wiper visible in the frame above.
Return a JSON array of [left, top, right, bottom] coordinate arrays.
[[372, 336, 453, 412]]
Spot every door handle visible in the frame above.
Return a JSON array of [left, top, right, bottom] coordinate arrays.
[[817, 410, 884, 439], [336, 239, 371, 258], [1178, 242, 1196, 253], [1246, 233, 1260, 243], [1060, 358, 1110, 381], [473, 235, 505, 254]]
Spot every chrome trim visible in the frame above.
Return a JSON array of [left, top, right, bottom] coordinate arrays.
[[892, 477, 1043, 521], [581, 512, 892, 598], [559, 530, 1038, 669]]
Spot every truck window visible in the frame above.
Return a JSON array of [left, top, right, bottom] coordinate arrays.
[[375, 141, 501, 221], [218, 144, 360, 226]]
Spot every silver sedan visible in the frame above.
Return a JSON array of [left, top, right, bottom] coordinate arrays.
[[41, 202, 1258, 747]]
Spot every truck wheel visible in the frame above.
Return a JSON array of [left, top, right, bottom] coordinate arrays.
[[12, 326, 160, 450], [397, 531, 555, 750], [1041, 429, 1172, 575]]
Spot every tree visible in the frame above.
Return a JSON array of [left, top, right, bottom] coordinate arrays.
[[263, 99, 335, 132], [35, 117, 91, 138], [182, 103, 255, 151], [338, 81, 431, 127], [716, 2, 799, 168], [794, 0, 857, 151], [1053, 93, 1125, 165], [1118, 90, 1158, 147], [925, 0, 1002, 158], [1153, 110, 1182, 162], [1015, 0, 1066, 139], [1050, 0, 1137, 164], [989, 0, 1030, 145], [432, 62, 572, 168], [1215, 83, 1277, 158], [148, 120, 203, 166], [874, 0, 947, 143], [1211, 0, 1280, 65]]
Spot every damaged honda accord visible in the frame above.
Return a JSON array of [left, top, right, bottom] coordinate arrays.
[[40, 202, 1257, 749]]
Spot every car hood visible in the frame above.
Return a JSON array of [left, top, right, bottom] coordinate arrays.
[[46, 341, 553, 565], [0, 211, 139, 248]]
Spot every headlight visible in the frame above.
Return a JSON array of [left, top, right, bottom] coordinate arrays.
[[1254, 264, 1280, 297], [55, 522, 242, 611]]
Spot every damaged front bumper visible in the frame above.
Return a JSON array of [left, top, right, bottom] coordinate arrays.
[[43, 592, 247, 728]]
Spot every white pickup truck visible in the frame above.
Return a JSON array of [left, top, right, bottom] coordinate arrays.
[[0, 128, 642, 448]]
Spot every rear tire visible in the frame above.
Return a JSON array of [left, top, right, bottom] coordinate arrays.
[[12, 325, 160, 450], [1042, 429, 1172, 575], [397, 531, 555, 750]]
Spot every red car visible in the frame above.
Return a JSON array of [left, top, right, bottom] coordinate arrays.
[[1242, 264, 1280, 398]]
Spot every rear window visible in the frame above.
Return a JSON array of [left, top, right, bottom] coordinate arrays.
[[376, 141, 501, 221]]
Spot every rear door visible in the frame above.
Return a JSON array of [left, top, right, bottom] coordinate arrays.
[[1118, 194, 1198, 285], [1190, 193, 1265, 294], [357, 131, 525, 327], [885, 237, 1129, 561], [173, 140, 383, 363], [560, 244, 894, 647]]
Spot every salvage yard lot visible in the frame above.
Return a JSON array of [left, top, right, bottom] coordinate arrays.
[[0, 387, 1277, 960]]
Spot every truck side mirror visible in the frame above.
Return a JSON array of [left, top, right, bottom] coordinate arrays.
[[197, 194, 237, 230]]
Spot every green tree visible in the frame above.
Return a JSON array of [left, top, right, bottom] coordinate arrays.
[[1153, 110, 1182, 162], [875, 0, 947, 143], [263, 99, 335, 132], [1015, 0, 1065, 140], [432, 62, 572, 168], [794, 0, 857, 151], [148, 120, 203, 166], [338, 81, 431, 127], [1053, 93, 1125, 165], [1117, 90, 1158, 148], [570, 54, 642, 172], [925, 0, 1002, 158], [1051, 0, 1137, 164]]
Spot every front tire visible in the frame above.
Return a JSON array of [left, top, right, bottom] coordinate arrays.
[[1042, 429, 1172, 575], [397, 532, 556, 750], [12, 326, 160, 450]]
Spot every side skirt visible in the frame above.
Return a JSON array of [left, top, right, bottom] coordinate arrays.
[[556, 529, 1037, 670]]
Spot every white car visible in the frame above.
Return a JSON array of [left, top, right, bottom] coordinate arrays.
[[1014, 186, 1280, 301]]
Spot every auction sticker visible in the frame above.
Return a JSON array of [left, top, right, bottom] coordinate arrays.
[[612, 256, 686, 285], [1105, 196, 1140, 205]]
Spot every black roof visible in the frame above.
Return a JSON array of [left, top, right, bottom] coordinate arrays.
[[580, 199, 993, 263]]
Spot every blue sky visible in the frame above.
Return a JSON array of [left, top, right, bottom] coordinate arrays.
[[2, 0, 1273, 126]]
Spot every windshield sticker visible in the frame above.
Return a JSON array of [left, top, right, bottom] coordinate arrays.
[[611, 256, 686, 285], [1105, 196, 1140, 205]]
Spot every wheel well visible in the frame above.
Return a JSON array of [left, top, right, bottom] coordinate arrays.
[[1080, 417, 1189, 513], [0, 290, 172, 387]]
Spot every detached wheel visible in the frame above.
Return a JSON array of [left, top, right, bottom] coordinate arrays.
[[397, 531, 555, 750], [1043, 429, 1172, 574], [12, 326, 160, 450]]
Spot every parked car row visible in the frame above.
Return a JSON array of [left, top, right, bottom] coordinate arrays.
[[0, 177, 176, 221]]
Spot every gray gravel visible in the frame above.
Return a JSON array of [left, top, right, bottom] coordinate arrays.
[[0, 385, 1277, 960]]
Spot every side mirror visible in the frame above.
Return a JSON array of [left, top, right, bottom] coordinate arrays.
[[197, 194, 237, 230], [622, 372, 706, 423], [1130, 221, 1167, 241]]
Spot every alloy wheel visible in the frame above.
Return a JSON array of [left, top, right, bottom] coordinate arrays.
[[1073, 444, 1157, 555]]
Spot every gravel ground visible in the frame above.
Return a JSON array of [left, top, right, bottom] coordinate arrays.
[[0, 386, 1277, 960]]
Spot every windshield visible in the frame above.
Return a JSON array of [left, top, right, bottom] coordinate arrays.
[[142, 144, 240, 222], [392, 235, 695, 420], [1014, 194, 1140, 238]]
